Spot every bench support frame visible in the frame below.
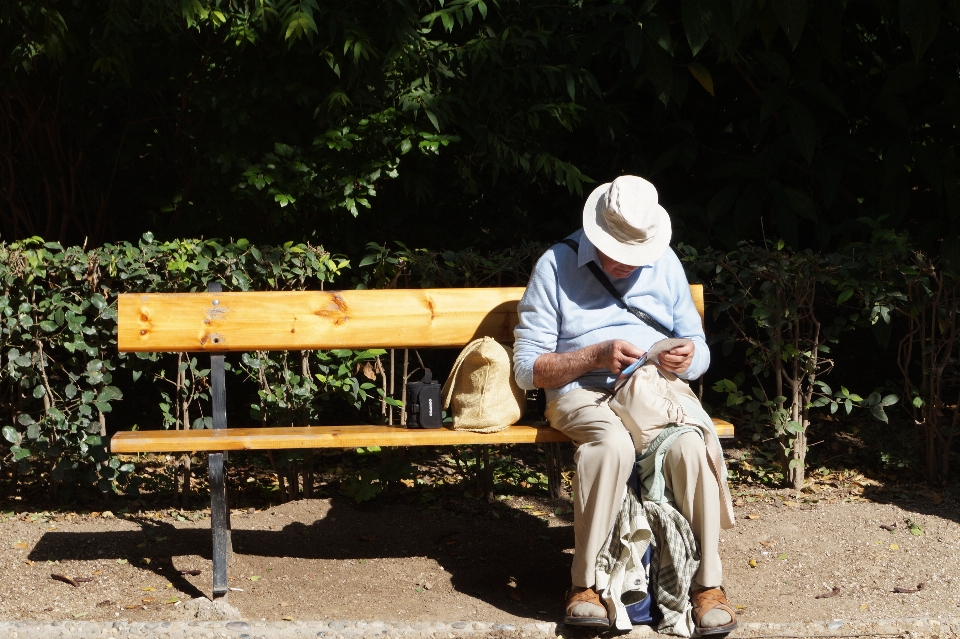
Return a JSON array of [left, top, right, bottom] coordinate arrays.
[[208, 283, 232, 598]]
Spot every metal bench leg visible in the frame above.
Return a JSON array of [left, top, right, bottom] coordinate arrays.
[[209, 451, 230, 598], [207, 281, 232, 598], [545, 442, 562, 499]]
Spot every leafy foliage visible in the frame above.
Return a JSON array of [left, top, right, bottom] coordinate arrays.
[[850, 222, 959, 482], [683, 240, 895, 488], [3, 0, 957, 259], [0, 234, 375, 497], [355, 240, 548, 289]]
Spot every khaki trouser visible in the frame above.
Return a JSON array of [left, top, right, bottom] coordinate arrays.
[[545, 388, 723, 590]]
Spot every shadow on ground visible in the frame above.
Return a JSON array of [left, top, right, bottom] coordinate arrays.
[[27, 495, 575, 619]]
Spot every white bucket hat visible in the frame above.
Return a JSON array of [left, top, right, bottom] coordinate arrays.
[[582, 175, 672, 266]]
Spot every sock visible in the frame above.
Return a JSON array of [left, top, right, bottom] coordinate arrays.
[[568, 587, 606, 619], [699, 607, 732, 628], [569, 600, 606, 618]]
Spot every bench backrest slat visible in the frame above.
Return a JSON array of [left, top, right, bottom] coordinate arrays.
[[118, 285, 704, 353]]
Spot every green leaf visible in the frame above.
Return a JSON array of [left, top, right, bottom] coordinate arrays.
[[89, 293, 107, 310], [17, 414, 34, 426], [32, 385, 46, 399], [565, 71, 576, 101], [97, 386, 123, 403], [870, 404, 889, 423], [900, 0, 941, 61], [687, 63, 714, 96], [682, 0, 714, 56], [771, 0, 808, 50], [2, 426, 19, 444]]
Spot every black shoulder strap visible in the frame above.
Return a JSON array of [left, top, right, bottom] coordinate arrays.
[[559, 239, 677, 339]]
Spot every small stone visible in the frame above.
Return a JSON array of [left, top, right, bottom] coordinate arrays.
[[492, 624, 516, 631], [101, 511, 115, 519], [451, 622, 467, 630], [355, 622, 368, 629], [328, 621, 348, 631], [827, 620, 844, 630], [226, 621, 250, 632]]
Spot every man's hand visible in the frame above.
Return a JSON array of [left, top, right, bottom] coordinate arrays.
[[594, 339, 646, 375], [658, 341, 695, 374], [532, 339, 644, 389]]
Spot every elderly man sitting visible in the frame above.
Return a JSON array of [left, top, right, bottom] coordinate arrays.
[[512, 176, 737, 635]]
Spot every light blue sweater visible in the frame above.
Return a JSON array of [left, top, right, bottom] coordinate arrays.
[[513, 229, 710, 403]]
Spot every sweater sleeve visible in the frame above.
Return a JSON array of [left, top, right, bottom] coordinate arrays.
[[665, 251, 711, 380], [512, 251, 561, 390]]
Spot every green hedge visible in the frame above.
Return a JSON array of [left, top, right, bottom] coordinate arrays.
[[0, 235, 356, 496], [2, 231, 955, 497]]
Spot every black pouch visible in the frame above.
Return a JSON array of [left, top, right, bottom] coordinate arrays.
[[405, 369, 442, 429]]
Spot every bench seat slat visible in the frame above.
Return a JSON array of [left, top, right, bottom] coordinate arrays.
[[110, 420, 735, 454]]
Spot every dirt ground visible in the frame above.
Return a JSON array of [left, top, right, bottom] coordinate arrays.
[[1, 476, 959, 627]]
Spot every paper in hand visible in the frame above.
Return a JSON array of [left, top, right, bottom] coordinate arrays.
[[613, 338, 692, 393]]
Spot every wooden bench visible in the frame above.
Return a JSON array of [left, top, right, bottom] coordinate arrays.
[[112, 284, 733, 599]]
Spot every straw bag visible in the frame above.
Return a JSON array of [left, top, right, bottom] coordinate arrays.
[[441, 337, 526, 433]]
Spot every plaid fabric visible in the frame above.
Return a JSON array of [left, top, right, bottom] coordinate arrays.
[[644, 500, 700, 637], [594, 490, 700, 636], [595, 488, 654, 631]]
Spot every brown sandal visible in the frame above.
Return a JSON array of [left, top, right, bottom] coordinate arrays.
[[691, 586, 738, 636], [563, 586, 610, 628]]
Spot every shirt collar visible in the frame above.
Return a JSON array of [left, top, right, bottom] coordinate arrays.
[[577, 232, 601, 268]]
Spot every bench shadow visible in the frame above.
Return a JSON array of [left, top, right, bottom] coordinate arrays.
[[28, 495, 573, 619]]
